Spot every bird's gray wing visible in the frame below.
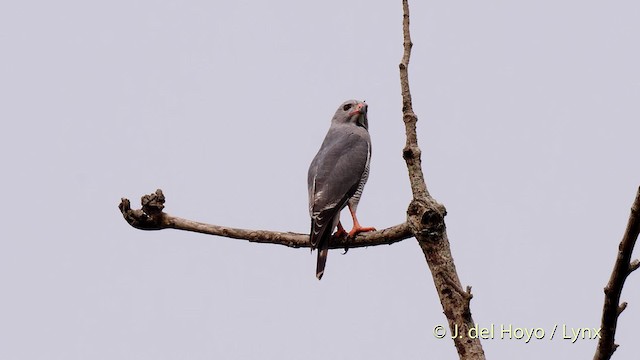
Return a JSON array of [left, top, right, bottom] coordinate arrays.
[[307, 128, 370, 250]]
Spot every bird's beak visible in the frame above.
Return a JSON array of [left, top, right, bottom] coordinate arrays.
[[351, 103, 368, 129], [349, 103, 367, 116]]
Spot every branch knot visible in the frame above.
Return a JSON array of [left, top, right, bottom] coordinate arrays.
[[407, 198, 447, 241], [141, 189, 165, 215], [119, 189, 168, 230], [402, 145, 421, 160]]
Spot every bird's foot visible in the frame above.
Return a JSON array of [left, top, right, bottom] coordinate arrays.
[[334, 227, 348, 238], [347, 225, 376, 238], [333, 221, 348, 238]]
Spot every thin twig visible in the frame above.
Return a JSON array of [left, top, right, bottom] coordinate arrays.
[[593, 186, 640, 360]]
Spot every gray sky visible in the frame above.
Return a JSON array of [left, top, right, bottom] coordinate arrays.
[[1, 1, 639, 359]]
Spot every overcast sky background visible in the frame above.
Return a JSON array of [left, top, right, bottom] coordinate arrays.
[[1, 1, 639, 359]]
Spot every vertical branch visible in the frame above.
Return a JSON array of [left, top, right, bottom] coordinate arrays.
[[399, 0, 429, 201], [594, 186, 640, 360], [399, 1, 485, 359]]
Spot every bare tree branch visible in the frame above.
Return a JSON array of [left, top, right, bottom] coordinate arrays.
[[594, 186, 640, 360], [119, 189, 413, 249], [398, 1, 485, 359]]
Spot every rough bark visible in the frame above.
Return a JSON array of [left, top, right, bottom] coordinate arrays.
[[593, 186, 640, 360], [398, 1, 485, 359]]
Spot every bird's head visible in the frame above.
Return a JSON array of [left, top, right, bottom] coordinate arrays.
[[332, 99, 369, 130]]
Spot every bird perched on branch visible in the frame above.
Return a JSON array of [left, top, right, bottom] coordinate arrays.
[[307, 99, 376, 280]]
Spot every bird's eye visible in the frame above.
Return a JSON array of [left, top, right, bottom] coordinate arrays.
[[343, 104, 352, 111]]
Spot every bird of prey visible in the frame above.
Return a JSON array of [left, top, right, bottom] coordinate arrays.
[[308, 99, 376, 280]]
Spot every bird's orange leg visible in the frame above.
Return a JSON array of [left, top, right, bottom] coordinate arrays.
[[347, 204, 376, 237], [333, 221, 348, 237]]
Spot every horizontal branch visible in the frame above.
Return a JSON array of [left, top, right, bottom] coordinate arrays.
[[118, 189, 413, 249]]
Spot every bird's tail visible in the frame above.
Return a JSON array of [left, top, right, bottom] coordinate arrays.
[[316, 246, 328, 280], [311, 211, 333, 280]]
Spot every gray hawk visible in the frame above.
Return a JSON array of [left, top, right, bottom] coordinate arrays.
[[307, 99, 375, 280]]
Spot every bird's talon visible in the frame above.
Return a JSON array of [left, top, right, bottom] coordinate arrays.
[[334, 228, 348, 238]]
